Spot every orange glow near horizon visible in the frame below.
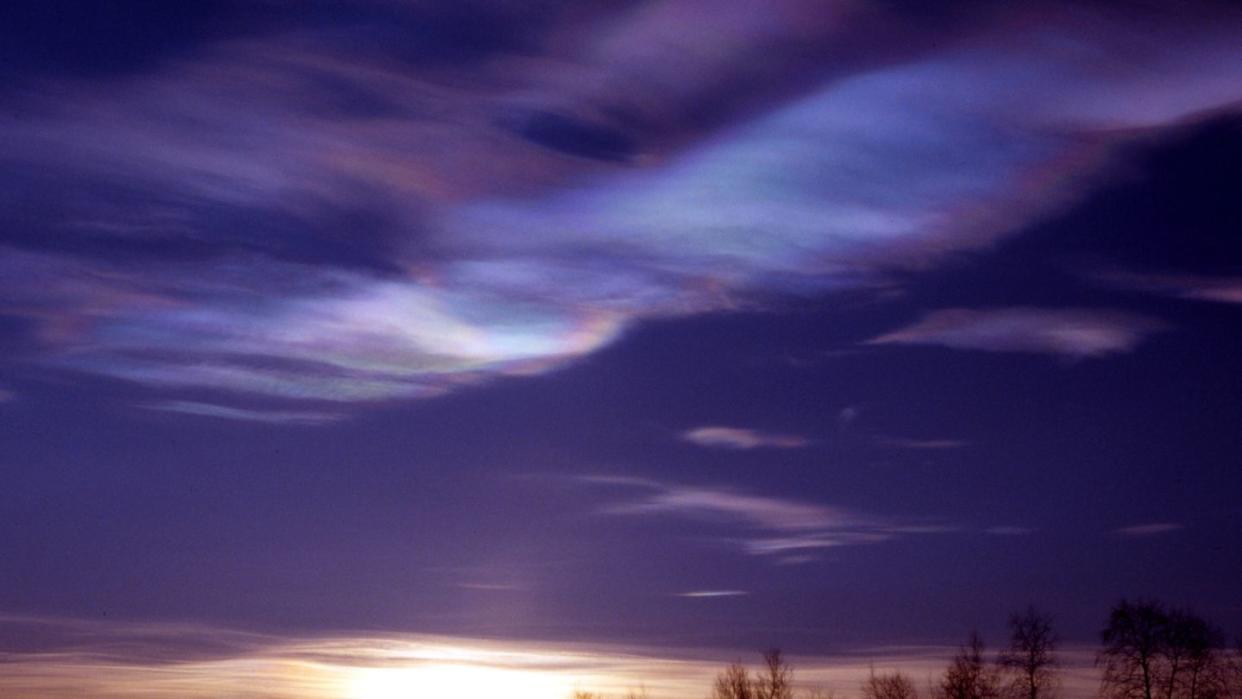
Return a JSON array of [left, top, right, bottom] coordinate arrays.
[[0, 615, 1103, 699]]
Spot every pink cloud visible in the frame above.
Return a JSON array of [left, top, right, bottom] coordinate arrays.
[[868, 308, 1166, 358], [680, 426, 810, 450]]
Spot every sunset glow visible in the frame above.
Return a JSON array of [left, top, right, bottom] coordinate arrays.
[[2, 1, 1240, 697]]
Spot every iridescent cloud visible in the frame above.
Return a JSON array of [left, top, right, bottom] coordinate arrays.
[[1, 2, 1239, 411]]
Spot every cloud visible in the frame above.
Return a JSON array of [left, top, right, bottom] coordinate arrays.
[[583, 477, 952, 558], [1, 3, 1240, 409], [680, 426, 810, 450], [877, 437, 968, 450], [1096, 270, 1242, 305], [458, 583, 525, 592], [674, 590, 749, 598], [985, 526, 1036, 536], [1115, 522, 1184, 537], [143, 401, 344, 425], [838, 406, 860, 427], [867, 308, 1166, 358]]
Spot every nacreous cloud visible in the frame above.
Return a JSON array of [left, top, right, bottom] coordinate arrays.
[[867, 308, 1166, 358], [1, 2, 1239, 411]]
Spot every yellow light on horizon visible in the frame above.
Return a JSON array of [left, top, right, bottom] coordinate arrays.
[[346, 662, 577, 699]]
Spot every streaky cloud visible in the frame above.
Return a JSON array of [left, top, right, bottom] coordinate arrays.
[[144, 401, 344, 425], [876, 436, 968, 450], [675, 590, 749, 599], [681, 426, 810, 450], [1114, 522, 1184, 537], [584, 477, 954, 559], [985, 526, 1037, 536], [1096, 269, 1242, 305], [867, 308, 1166, 358]]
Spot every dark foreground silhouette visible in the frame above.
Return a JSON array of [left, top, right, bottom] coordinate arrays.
[[574, 600, 1242, 699]]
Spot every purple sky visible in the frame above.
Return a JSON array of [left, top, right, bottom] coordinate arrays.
[[1, 1, 1241, 696]]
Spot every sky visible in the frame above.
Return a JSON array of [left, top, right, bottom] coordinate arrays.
[[1, 1, 1241, 696]]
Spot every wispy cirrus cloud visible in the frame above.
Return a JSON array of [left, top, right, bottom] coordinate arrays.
[[680, 426, 810, 450], [876, 437, 968, 450], [1115, 522, 1184, 537], [867, 308, 1166, 358], [674, 590, 749, 599], [580, 476, 952, 558], [1096, 269, 1242, 305], [143, 401, 344, 425], [1, 2, 1239, 412], [985, 526, 1037, 536]]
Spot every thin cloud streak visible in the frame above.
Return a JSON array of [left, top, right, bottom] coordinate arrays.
[[868, 308, 1166, 358], [876, 437, 968, 450], [985, 526, 1037, 536], [675, 590, 749, 599], [583, 477, 953, 558], [681, 426, 810, 450], [144, 401, 344, 425], [1115, 522, 1184, 537], [1096, 270, 1242, 305]]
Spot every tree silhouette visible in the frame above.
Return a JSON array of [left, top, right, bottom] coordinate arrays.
[[939, 631, 1000, 699], [1099, 599, 1174, 699], [1099, 600, 1229, 699], [999, 606, 1058, 699], [862, 668, 918, 699], [714, 661, 757, 699], [756, 649, 794, 699]]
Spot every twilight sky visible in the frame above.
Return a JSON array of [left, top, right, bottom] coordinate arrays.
[[1, 1, 1241, 696]]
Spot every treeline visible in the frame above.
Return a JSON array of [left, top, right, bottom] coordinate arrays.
[[574, 599, 1242, 699]]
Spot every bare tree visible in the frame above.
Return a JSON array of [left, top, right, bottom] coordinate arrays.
[[863, 668, 919, 699], [999, 606, 1058, 699], [940, 631, 1001, 699], [715, 661, 757, 699], [1230, 641, 1242, 699], [756, 649, 795, 699], [1166, 609, 1227, 699], [1099, 599, 1172, 699], [1100, 601, 1230, 699]]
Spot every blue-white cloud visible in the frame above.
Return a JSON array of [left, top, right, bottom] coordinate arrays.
[[0, 2, 1239, 411]]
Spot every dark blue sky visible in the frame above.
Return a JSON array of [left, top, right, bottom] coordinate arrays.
[[1, 1, 1241, 687]]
